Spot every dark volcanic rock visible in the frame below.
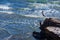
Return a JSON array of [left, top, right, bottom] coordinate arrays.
[[33, 18, 60, 40]]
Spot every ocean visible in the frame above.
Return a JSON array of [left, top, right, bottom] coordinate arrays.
[[0, 0, 60, 40]]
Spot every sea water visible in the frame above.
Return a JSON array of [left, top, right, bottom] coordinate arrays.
[[0, 0, 60, 40]]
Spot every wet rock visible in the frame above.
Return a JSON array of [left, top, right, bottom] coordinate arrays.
[[33, 18, 60, 40]]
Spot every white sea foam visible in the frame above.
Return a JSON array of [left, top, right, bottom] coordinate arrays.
[[24, 15, 42, 18], [0, 11, 13, 14], [0, 5, 12, 10], [23, 8, 31, 10]]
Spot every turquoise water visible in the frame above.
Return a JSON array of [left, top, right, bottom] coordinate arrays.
[[0, 0, 60, 40]]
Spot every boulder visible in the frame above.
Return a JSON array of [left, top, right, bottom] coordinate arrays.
[[33, 18, 60, 40]]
